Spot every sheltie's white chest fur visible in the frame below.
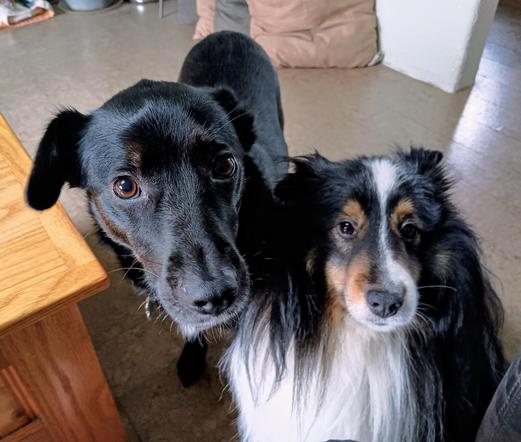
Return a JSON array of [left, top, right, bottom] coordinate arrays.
[[223, 321, 418, 442]]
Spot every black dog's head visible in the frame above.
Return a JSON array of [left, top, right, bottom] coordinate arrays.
[[26, 79, 256, 337]]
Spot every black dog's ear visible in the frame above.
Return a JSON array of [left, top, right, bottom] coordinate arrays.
[[211, 88, 255, 150], [26, 109, 89, 210], [275, 152, 334, 203]]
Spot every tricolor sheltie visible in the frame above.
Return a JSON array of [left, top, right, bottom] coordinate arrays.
[[222, 148, 506, 442]]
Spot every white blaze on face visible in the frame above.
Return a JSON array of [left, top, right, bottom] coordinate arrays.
[[370, 159, 398, 267], [367, 159, 418, 330]]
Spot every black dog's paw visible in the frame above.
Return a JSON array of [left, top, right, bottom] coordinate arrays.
[[176, 339, 208, 387]]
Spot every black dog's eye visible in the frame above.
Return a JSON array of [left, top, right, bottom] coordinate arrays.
[[400, 222, 418, 241], [113, 176, 140, 199], [338, 221, 356, 238], [213, 154, 237, 179]]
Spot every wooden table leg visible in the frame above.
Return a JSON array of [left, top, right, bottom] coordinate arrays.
[[0, 303, 125, 441]]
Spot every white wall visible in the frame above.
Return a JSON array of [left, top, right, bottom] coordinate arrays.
[[376, 0, 499, 93]]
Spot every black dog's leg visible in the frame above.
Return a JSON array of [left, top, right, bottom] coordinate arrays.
[[177, 336, 208, 387]]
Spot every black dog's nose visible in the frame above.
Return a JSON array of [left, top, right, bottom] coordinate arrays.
[[193, 287, 236, 315], [366, 289, 403, 318]]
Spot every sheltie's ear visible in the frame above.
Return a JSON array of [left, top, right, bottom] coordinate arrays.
[[399, 147, 450, 192], [26, 109, 89, 210], [405, 147, 444, 172], [275, 152, 334, 204], [422, 220, 506, 427]]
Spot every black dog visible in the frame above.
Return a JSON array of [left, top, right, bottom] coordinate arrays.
[[26, 31, 287, 385], [224, 149, 506, 441]]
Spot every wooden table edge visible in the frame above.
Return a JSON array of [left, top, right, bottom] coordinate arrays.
[[0, 112, 111, 337], [0, 113, 125, 441], [0, 268, 109, 339]]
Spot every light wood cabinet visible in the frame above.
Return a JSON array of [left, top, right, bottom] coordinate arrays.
[[0, 114, 125, 441]]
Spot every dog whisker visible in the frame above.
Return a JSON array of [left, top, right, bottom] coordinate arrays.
[[122, 260, 139, 280], [414, 310, 434, 329], [137, 299, 148, 313], [108, 267, 160, 279], [114, 253, 162, 267], [205, 102, 244, 138], [212, 110, 250, 135], [416, 301, 438, 313], [417, 285, 458, 292]]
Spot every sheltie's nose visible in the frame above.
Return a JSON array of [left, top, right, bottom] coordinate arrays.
[[366, 289, 404, 318]]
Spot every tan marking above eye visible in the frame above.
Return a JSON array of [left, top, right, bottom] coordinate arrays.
[[335, 199, 367, 238], [390, 199, 417, 232], [127, 143, 143, 169], [342, 199, 365, 223]]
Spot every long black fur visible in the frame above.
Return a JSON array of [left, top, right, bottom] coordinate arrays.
[[232, 148, 506, 441]]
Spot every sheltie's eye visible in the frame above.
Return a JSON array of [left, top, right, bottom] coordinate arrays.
[[400, 222, 418, 241], [338, 221, 356, 238]]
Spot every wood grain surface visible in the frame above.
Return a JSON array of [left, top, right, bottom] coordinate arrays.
[[0, 114, 109, 337], [0, 303, 126, 441], [1, 421, 50, 442], [0, 375, 31, 437]]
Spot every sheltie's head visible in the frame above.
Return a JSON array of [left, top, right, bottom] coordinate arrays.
[[277, 148, 455, 332], [254, 148, 504, 441]]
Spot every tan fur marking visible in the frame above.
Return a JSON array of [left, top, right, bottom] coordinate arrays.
[[345, 253, 371, 305], [325, 260, 347, 299], [390, 199, 415, 232], [93, 197, 130, 245], [127, 143, 142, 168], [390, 199, 422, 280], [325, 253, 371, 321], [325, 260, 348, 324], [342, 199, 366, 231]]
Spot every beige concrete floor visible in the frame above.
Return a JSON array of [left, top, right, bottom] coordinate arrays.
[[1, 1, 520, 440]]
